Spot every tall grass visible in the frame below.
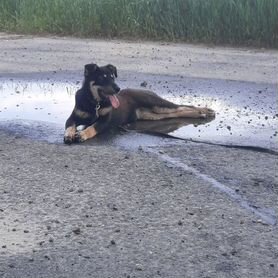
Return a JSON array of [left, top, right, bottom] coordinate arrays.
[[0, 0, 277, 47]]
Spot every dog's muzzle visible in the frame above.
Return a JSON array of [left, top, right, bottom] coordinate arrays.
[[112, 83, 120, 93]]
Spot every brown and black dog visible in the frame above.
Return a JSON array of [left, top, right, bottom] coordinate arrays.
[[64, 63, 215, 144]]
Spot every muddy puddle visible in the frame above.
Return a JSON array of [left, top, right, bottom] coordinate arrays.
[[0, 78, 277, 151]]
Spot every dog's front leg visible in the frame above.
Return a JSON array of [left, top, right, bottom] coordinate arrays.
[[74, 115, 111, 143], [74, 124, 97, 142], [64, 112, 77, 144]]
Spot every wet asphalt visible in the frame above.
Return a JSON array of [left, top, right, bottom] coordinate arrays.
[[0, 34, 278, 278], [0, 72, 277, 150]]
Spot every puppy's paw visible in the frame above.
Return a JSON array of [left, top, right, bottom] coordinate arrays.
[[199, 108, 215, 118], [64, 126, 77, 144], [74, 131, 86, 143], [64, 135, 74, 145], [74, 127, 97, 143], [206, 108, 215, 118]]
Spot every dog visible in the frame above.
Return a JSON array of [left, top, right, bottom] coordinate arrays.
[[64, 63, 215, 144]]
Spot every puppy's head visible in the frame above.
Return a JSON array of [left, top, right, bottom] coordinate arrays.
[[84, 63, 120, 108]]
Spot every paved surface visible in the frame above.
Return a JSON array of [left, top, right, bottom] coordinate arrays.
[[0, 34, 278, 278], [0, 33, 277, 84]]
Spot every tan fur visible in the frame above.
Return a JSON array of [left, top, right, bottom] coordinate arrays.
[[64, 125, 76, 139], [89, 82, 101, 101], [78, 125, 97, 141], [74, 108, 91, 119], [136, 106, 214, 120]]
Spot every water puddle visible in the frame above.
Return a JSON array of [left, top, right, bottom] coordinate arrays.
[[0, 78, 277, 150], [0, 79, 76, 124]]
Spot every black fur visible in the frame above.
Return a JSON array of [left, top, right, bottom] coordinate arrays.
[[64, 63, 120, 144]]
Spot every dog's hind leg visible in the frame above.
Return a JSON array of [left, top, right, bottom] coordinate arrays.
[[177, 106, 215, 118], [143, 94, 179, 109], [136, 106, 215, 120], [120, 89, 179, 109]]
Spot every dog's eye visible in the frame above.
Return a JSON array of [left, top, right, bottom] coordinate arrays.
[[103, 74, 107, 78], [110, 74, 114, 78]]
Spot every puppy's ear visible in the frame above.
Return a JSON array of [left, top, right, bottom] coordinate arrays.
[[84, 63, 99, 77], [106, 64, 118, 78]]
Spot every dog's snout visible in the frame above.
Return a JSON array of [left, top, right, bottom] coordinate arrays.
[[113, 83, 120, 93]]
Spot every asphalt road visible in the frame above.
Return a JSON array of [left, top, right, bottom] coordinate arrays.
[[0, 34, 277, 278]]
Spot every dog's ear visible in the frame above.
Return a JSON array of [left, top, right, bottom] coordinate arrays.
[[106, 64, 118, 78], [84, 63, 99, 77]]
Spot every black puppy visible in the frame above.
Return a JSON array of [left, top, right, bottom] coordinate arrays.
[[64, 63, 120, 144], [64, 63, 215, 144]]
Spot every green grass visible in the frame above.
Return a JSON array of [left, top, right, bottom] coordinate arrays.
[[0, 0, 277, 47]]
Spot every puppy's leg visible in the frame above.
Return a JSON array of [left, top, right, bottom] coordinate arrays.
[[64, 112, 77, 144], [152, 105, 194, 114], [120, 89, 179, 109], [128, 90, 215, 118], [64, 125, 76, 143], [177, 106, 215, 118], [74, 114, 111, 143], [152, 106, 215, 118], [74, 124, 97, 142], [137, 106, 215, 120]]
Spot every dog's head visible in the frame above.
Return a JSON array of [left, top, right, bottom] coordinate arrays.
[[84, 63, 121, 108]]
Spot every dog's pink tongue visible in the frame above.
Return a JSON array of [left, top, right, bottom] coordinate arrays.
[[109, 95, 120, 109]]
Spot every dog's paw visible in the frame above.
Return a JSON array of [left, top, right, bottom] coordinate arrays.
[[74, 127, 97, 142], [64, 135, 74, 145], [199, 108, 215, 118], [74, 132, 86, 143], [206, 108, 216, 118], [64, 126, 77, 144]]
